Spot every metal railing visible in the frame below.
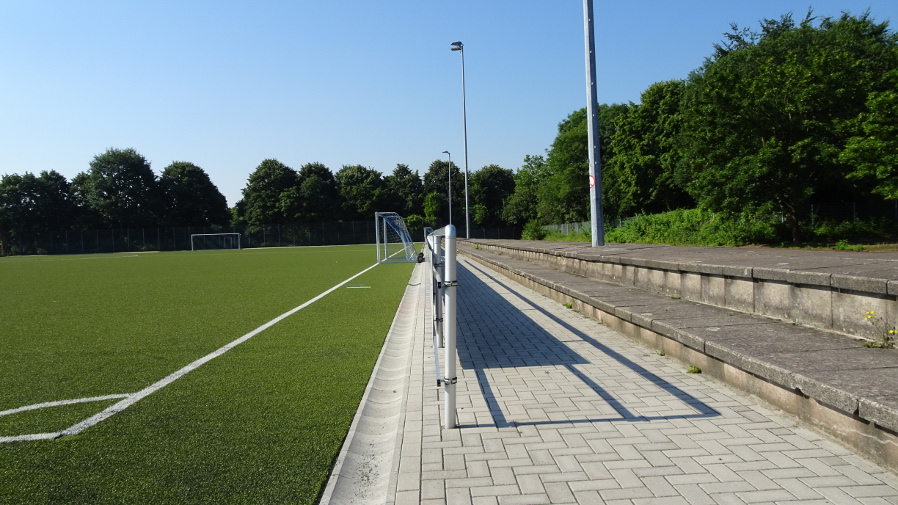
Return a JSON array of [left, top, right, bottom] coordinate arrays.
[[425, 224, 458, 429]]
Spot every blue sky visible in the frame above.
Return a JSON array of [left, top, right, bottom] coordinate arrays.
[[2, 1, 896, 207]]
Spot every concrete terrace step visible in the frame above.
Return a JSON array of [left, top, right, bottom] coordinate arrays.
[[459, 239, 898, 472]]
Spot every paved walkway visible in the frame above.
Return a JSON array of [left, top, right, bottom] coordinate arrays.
[[331, 256, 898, 504]]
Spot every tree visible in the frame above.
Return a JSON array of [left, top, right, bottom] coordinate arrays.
[[541, 104, 626, 224], [336, 164, 385, 221], [230, 199, 247, 227], [69, 172, 103, 229], [240, 158, 297, 226], [607, 80, 692, 219], [423, 192, 443, 227], [540, 109, 587, 224], [470, 164, 514, 227], [422, 159, 463, 225], [82, 148, 161, 228], [159, 161, 230, 226], [0, 170, 76, 254], [842, 68, 898, 198], [502, 155, 548, 226], [291, 162, 340, 224], [383, 164, 424, 217], [680, 11, 898, 241]]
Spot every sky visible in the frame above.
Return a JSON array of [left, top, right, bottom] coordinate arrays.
[[2, 1, 897, 208]]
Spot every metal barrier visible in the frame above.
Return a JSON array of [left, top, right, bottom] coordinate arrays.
[[425, 225, 458, 429]]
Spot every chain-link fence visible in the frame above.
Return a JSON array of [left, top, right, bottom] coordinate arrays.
[[13, 222, 382, 255], [542, 201, 898, 236], [802, 201, 898, 225], [4, 220, 521, 256]]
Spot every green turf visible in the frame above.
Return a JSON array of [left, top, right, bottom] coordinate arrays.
[[0, 246, 415, 504]]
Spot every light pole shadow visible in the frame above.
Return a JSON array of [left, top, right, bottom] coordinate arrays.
[[456, 261, 718, 429]]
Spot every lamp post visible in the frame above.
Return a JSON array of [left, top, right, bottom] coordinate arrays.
[[583, 0, 604, 246], [451, 41, 470, 239], [442, 150, 452, 225]]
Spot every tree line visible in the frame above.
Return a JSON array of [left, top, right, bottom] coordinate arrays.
[[0, 149, 232, 255], [516, 10, 898, 243], [0, 146, 516, 255], [2, 10, 896, 254]]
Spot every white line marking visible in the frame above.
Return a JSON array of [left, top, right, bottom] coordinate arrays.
[[0, 432, 63, 443], [0, 394, 131, 417], [1, 263, 380, 443]]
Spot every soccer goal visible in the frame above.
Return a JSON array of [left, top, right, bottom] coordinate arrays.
[[374, 212, 417, 263], [191, 233, 241, 251]]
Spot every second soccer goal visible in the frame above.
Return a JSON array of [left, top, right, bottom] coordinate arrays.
[[374, 212, 417, 263], [191, 233, 242, 251]]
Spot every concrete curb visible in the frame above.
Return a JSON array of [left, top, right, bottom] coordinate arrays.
[[319, 264, 422, 505]]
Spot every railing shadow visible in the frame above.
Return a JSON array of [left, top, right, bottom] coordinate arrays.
[[456, 260, 718, 429]]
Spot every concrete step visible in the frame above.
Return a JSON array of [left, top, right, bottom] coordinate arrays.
[[460, 239, 898, 471]]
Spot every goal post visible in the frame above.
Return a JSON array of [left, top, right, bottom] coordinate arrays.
[[374, 212, 417, 263], [191, 233, 241, 251]]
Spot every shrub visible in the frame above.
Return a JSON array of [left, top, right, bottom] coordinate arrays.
[[521, 219, 547, 240], [405, 214, 425, 233], [605, 208, 782, 246]]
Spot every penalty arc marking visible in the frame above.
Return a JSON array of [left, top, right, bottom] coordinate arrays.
[[0, 263, 381, 444]]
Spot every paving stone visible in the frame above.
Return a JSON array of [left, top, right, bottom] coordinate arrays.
[[328, 257, 898, 504], [736, 489, 798, 503]]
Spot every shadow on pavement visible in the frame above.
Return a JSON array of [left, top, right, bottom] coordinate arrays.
[[456, 261, 718, 429]]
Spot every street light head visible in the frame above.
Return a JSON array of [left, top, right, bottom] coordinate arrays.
[[442, 151, 449, 154], [450, 41, 463, 50]]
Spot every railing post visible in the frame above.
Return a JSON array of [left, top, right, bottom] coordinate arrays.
[[442, 225, 457, 429], [432, 234, 444, 349], [425, 225, 459, 429]]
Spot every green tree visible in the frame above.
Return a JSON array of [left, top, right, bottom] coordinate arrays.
[[69, 172, 103, 229], [384, 164, 424, 217], [159, 161, 230, 226], [0, 170, 76, 254], [336, 164, 385, 221], [422, 159, 463, 225], [541, 109, 587, 224], [291, 162, 340, 224], [842, 68, 898, 198], [681, 11, 898, 241], [607, 80, 692, 219], [82, 147, 161, 228], [241, 158, 297, 226], [230, 200, 247, 227], [470, 164, 515, 227], [502, 155, 548, 226], [541, 104, 627, 224], [423, 192, 443, 227]]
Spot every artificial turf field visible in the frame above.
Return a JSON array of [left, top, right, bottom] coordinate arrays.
[[0, 246, 415, 504]]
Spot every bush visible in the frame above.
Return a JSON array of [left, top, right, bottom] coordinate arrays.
[[604, 208, 783, 246], [521, 219, 547, 240], [405, 214, 425, 233]]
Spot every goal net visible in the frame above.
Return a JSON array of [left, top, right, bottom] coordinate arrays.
[[191, 233, 241, 251], [375, 212, 417, 263]]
